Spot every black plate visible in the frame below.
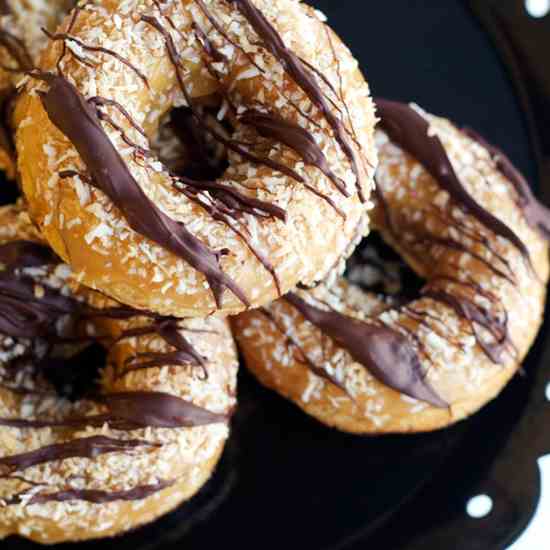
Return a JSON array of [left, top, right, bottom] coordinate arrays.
[[5, 1, 550, 549]]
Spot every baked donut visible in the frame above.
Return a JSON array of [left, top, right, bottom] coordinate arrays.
[[15, 0, 377, 318], [0, 203, 238, 543], [233, 100, 550, 433], [0, 1, 74, 178]]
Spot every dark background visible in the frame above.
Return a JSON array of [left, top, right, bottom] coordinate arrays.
[[315, 0, 536, 182]]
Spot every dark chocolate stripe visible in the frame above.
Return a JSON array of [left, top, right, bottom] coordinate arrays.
[[227, 0, 365, 201], [284, 293, 446, 407], [34, 72, 248, 308], [0, 415, 121, 430], [0, 89, 15, 164], [157, 320, 206, 367], [0, 240, 58, 269], [0, 391, 228, 430], [144, 12, 348, 220], [415, 235, 514, 284], [376, 179, 516, 284], [239, 109, 349, 196], [116, 319, 210, 379], [375, 99, 531, 262], [88, 96, 148, 139], [193, 22, 226, 63], [56, 2, 84, 75], [0, 269, 83, 340], [0, 29, 33, 71], [177, 178, 287, 222], [120, 350, 206, 379], [44, 29, 149, 88], [0, 242, 227, 429], [142, 15, 304, 184], [174, 180, 282, 294], [5, 480, 174, 506], [195, 0, 265, 72], [424, 272, 514, 359], [101, 391, 228, 428], [259, 307, 349, 395], [422, 289, 508, 364], [463, 127, 550, 240], [0, 436, 154, 473]]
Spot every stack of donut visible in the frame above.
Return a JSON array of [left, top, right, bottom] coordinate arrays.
[[0, 0, 547, 543]]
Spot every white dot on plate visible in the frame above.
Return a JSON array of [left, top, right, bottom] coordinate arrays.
[[546, 383, 550, 401], [466, 494, 493, 519], [525, 0, 550, 18]]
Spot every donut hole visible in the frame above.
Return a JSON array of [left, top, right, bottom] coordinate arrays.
[[151, 95, 231, 181], [346, 233, 424, 301], [3, 339, 106, 403], [39, 343, 105, 402]]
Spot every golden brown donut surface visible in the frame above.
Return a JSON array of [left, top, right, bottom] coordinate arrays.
[[0, 203, 238, 543], [233, 101, 550, 434], [16, 0, 377, 318], [0, 0, 74, 178]]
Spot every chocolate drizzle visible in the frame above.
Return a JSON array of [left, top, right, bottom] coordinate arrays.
[[0, 88, 15, 166], [269, 102, 541, 407], [44, 29, 149, 87], [258, 307, 349, 395], [0, 2, 10, 16], [101, 391, 228, 428], [141, 14, 303, 185], [239, 109, 348, 196], [0, 241, 81, 341], [118, 319, 208, 379], [284, 293, 447, 407], [149, 8, 350, 220], [0, 391, 228, 431], [33, 71, 248, 308], [32, 2, 362, 311], [0, 238, 228, 430], [176, 178, 287, 222], [227, 0, 365, 200], [375, 99, 531, 262], [0, 240, 57, 269], [0, 28, 33, 72], [173, 178, 283, 295], [6, 480, 174, 506], [422, 287, 509, 363], [463, 127, 550, 240], [0, 436, 155, 474]]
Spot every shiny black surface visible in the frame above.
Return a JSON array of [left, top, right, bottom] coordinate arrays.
[[4, 1, 549, 549]]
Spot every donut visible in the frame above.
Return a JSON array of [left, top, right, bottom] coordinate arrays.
[[0, 1, 74, 178], [15, 0, 377, 318], [233, 100, 550, 434], [0, 203, 238, 543]]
